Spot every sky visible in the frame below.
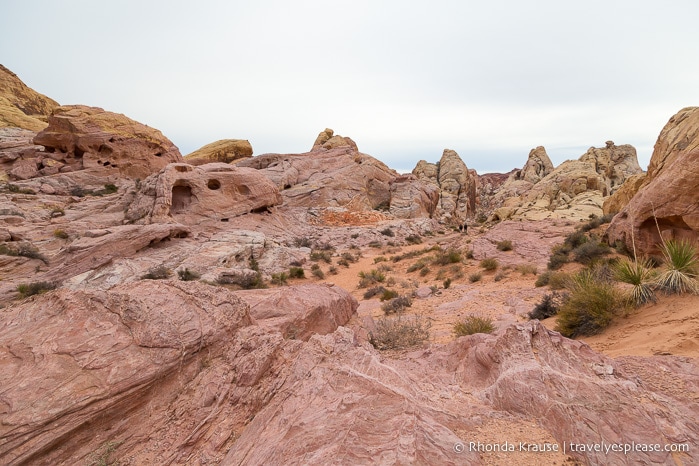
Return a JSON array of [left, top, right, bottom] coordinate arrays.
[[1, 0, 698, 174]]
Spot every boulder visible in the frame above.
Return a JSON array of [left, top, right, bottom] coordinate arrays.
[[606, 107, 699, 253], [311, 128, 358, 151], [184, 139, 253, 165], [0, 64, 59, 131], [33, 105, 182, 179], [125, 162, 282, 224]]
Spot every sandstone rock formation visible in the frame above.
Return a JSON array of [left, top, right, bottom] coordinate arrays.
[[412, 149, 476, 225], [492, 143, 643, 222], [125, 162, 282, 224], [31, 105, 182, 179], [311, 128, 358, 151], [0, 127, 43, 181], [607, 107, 699, 253], [388, 174, 439, 219], [0, 64, 59, 131], [184, 139, 253, 165], [602, 172, 647, 215]]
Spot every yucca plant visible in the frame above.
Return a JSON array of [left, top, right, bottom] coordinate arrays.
[[614, 257, 656, 306], [655, 238, 699, 294]]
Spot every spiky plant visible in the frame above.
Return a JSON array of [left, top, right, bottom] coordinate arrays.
[[614, 257, 656, 306], [655, 238, 699, 294]]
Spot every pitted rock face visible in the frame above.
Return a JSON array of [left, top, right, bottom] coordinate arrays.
[[606, 107, 699, 253], [32, 105, 182, 179]]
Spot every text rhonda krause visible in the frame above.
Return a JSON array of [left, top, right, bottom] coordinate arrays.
[[468, 441, 690, 455]]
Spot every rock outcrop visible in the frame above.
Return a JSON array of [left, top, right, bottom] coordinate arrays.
[[184, 139, 253, 165], [412, 149, 476, 225], [0, 64, 59, 131], [311, 128, 358, 152], [606, 107, 699, 253], [125, 162, 282, 224], [31, 105, 182, 179], [0, 127, 43, 181], [513, 146, 554, 184], [388, 174, 439, 219], [602, 172, 647, 215]]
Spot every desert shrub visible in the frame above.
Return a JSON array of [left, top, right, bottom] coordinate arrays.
[[328, 266, 338, 275], [367, 241, 382, 248], [469, 272, 482, 283], [103, 183, 118, 194], [572, 241, 611, 265], [515, 263, 538, 275], [405, 234, 422, 244], [312, 267, 325, 279], [547, 251, 570, 270], [464, 249, 474, 260], [480, 258, 498, 271], [289, 266, 305, 278], [369, 315, 431, 350], [341, 252, 358, 263], [363, 286, 387, 299], [443, 278, 452, 289], [655, 238, 699, 294], [535, 271, 550, 287], [11, 243, 49, 264], [392, 245, 440, 263], [419, 266, 430, 277], [177, 268, 200, 281], [337, 258, 350, 267], [314, 241, 335, 251], [380, 288, 399, 301], [358, 269, 386, 288], [496, 240, 513, 251], [270, 272, 288, 285], [614, 257, 657, 306], [564, 230, 588, 249], [555, 270, 625, 338], [142, 265, 171, 280], [50, 207, 65, 217], [310, 250, 332, 263], [528, 292, 562, 320], [407, 257, 430, 273], [53, 229, 69, 239], [453, 315, 495, 336], [547, 271, 570, 290], [17, 281, 56, 298], [494, 271, 506, 282], [377, 263, 392, 272], [374, 256, 387, 264], [381, 295, 413, 314], [433, 249, 462, 266], [294, 237, 312, 248], [380, 227, 394, 237]]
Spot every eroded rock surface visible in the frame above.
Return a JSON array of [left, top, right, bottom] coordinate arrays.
[[184, 139, 253, 165], [0, 64, 58, 131]]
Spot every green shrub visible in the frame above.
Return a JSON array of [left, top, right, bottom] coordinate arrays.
[[177, 268, 200, 281], [271, 272, 289, 285], [381, 295, 413, 314], [528, 293, 562, 320], [142, 265, 170, 280], [368, 241, 382, 248], [547, 251, 570, 270], [469, 272, 482, 283], [564, 230, 587, 249], [17, 281, 56, 298], [312, 267, 325, 279], [535, 271, 550, 287], [380, 288, 399, 301], [12, 243, 49, 264], [328, 266, 338, 275], [380, 227, 394, 237], [555, 270, 625, 338], [405, 234, 422, 244], [358, 269, 386, 288], [419, 266, 430, 277], [453, 315, 495, 336], [655, 238, 699, 294], [289, 267, 305, 278], [494, 271, 506, 282], [374, 256, 387, 264], [363, 286, 387, 299], [433, 249, 462, 266], [496, 240, 513, 251], [310, 250, 332, 263], [294, 237, 312, 248], [516, 263, 538, 275], [572, 241, 611, 265], [443, 278, 452, 289], [480, 258, 498, 271], [369, 315, 431, 350], [614, 257, 657, 306], [548, 271, 570, 290], [53, 229, 70, 239]]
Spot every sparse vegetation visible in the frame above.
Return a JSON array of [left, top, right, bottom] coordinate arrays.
[[496, 240, 513, 251], [381, 295, 412, 314], [433, 248, 462, 266], [177, 268, 200, 281], [419, 266, 430, 277], [358, 269, 386, 288], [368, 240, 382, 248], [0, 242, 49, 264], [535, 271, 550, 287], [312, 267, 325, 279], [271, 271, 289, 285], [469, 272, 482, 283], [528, 292, 562, 320], [87, 440, 122, 466], [480, 258, 498, 271], [294, 237, 312, 248], [547, 271, 570, 290], [494, 271, 506, 282], [17, 281, 57, 298], [380, 288, 399, 301], [380, 227, 394, 237], [443, 278, 452, 289], [142, 265, 170, 280], [515, 263, 538, 275], [405, 234, 422, 244], [53, 229, 70, 239], [328, 265, 338, 275], [555, 270, 625, 338], [369, 315, 431, 350], [363, 286, 387, 299], [572, 240, 611, 265], [289, 266, 305, 279], [453, 315, 495, 336], [310, 250, 332, 263], [614, 257, 657, 306]]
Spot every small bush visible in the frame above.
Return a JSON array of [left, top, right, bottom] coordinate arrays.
[[465, 250, 474, 260], [177, 268, 200, 281], [381, 295, 413, 314], [469, 272, 482, 283], [480, 258, 498, 271], [363, 286, 387, 299], [419, 266, 430, 277], [516, 263, 538, 275], [572, 241, 611, 265], [496, 240, 513, 251], [380, 289, 399, 301], [433, 249, 462, 266], [494, 271, 506, 282], [14, 243, 49, 264], [405, 234, 422, 244], [555, 270, 625, 338], [655, 238, 699, 294], [337, 258, 350, 267], [564, 230, 588, 249], [271, 272, 288, 285], [312, 267, 325, 279], [17, 281, 56, 298], [369, 315, 431, 350], [547, 271, 570, 290], [351, 233, 360, 239], [289, 267, 305, 278], [294, 237, 312, 248], [380, 228, 395, 237], [358, 269, 386, 288], [328, 266, 338, 275], [310, 250, 332, 263], [374, 256, 387, 264], [368, 241, 382, 248], [103, 183, 118, 194], [614, 257, 656, 306], [443, 278, 452, 289], [528, 292, 562, 320], [53, 229, 70, 239], [453, 315, 495, 336], [142, 265, 170, 280], [535, 271, 550, 287]]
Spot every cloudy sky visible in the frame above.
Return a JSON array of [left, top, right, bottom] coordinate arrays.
[[2, 0, 697, 173]]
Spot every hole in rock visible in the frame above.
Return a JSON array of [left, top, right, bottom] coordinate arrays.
[[207, 179, 221, 190], [170, 185, 192, 214]]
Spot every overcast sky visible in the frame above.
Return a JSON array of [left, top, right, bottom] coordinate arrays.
[[2, 1, 697, 173]]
